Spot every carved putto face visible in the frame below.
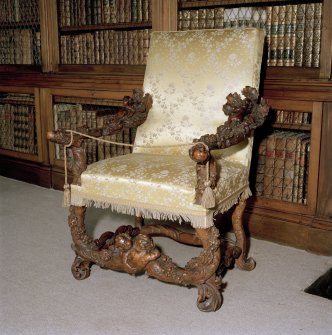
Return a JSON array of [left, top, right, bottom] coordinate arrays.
[[134, 234, 156, 252]]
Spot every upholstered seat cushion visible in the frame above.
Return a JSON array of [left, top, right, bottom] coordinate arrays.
[[70, 28, 265, 228], [70, 153, 250, 228]]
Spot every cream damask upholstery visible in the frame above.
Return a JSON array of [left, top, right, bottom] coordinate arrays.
[[70, 28, 265, 228]]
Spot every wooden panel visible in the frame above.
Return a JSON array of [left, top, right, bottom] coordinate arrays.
[[152, 0, 178, 31], [0, 157, 51, 188], [0, 73, 144, 91], [58, 65, 146, 75], [39, 0, 59, 73], [266, 99, 313, 112], [266, 67, 320, 80], [264, 80, 332, 102], [319, 0, 332, 79], [245, 208, 332, 255], [306, 102, 322, 213], [317, 102, 332, 217]]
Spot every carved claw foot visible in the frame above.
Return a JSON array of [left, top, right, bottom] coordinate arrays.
[[71, 256, 92, 280], [197, 276, 223, 312]]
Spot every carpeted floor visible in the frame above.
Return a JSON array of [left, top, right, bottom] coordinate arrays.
[[1, 176, 331, 335]]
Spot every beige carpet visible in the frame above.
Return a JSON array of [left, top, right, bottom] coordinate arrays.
[[1, 176, 331, 335]]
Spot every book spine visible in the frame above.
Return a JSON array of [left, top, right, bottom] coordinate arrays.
[[206, 9, 215, 29], [180, 10, 190, 31], [272, 132, 288, 199], [269, 6, 279, 67], [312, 3, 322, 68], [292, 133, 310, 202], [295, 4, 306, 67], [255, 137, 267, 197], [265, 6, 272, 66], [303, 3, 315, 67], [198, 9, 206, 30], [284, 5, 293, 67], [302, 141, 311, 204], [277, 5, 286, 66], [190, 10, 199, 30], [282, 132, 297, 202], [263, 133, 277, 198], [297, 138, 310, 203], [214, 7, 224, 29]]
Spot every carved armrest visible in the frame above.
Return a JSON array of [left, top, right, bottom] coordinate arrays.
[[189, 86, 269, 207], [47, 89, 153, 144], [47, 89, 153, 185]]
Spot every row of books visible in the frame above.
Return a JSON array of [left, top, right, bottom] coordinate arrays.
[[0, 0, 39, 24], [58, 0, 151, 27], [0, 102, 37, 154], [60, 29, 151, 65], [255, 131, 310, 204], [0, 29, 41, 65], [178, 3, 322, 67], [274, 110, 312, 125], [54, 103, 135, 164]]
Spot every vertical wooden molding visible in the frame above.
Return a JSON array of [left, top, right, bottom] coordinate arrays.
[[319, 0, 332, 79], [39, 0, 59, 73], [39, 88, 54, 165], [33, 88, 44, 162], [317, 102, 332, 217], [152, 0, 178, 31], [307, 102, 322, 214]]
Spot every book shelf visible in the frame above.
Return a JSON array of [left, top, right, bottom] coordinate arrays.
[[57, 0, 152, 72], [0, 0, 41, 69], [52, 95, 135, 165], [250, 99, 321, 213], [0, 0, 331, 254], [178, 0, 330, 80], [0, 86, 43, 163]]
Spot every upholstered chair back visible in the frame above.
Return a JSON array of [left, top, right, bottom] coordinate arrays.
[[134, 28, 265, 168]]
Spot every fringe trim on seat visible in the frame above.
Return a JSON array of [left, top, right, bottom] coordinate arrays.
[[70, 190, 215, 228], [70, 185, 251, 229], [215, 185, 252, 215]]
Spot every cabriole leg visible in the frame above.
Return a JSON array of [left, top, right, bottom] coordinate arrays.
[[68, 205, 94, 279], [231, 197, 256, 271]]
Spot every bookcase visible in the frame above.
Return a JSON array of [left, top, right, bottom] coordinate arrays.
[[0, 0, 331, 255], [0, 86, 43, 162], [0, 0, 41, 68]]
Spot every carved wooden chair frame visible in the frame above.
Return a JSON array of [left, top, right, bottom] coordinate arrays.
[[48, 86, 268, 312]]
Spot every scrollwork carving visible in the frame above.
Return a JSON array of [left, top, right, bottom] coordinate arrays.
[[145, 226, 221, 287]]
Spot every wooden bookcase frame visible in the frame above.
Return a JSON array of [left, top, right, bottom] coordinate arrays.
[[251, 99, 322, 216]]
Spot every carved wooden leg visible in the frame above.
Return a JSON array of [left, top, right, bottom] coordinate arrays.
[[68, 206, 94, 279], [231, 197, 256, 271], [145, 226, 223, 312]]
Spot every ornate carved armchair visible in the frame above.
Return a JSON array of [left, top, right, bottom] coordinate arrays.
[[48, 28, 269, 312]]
